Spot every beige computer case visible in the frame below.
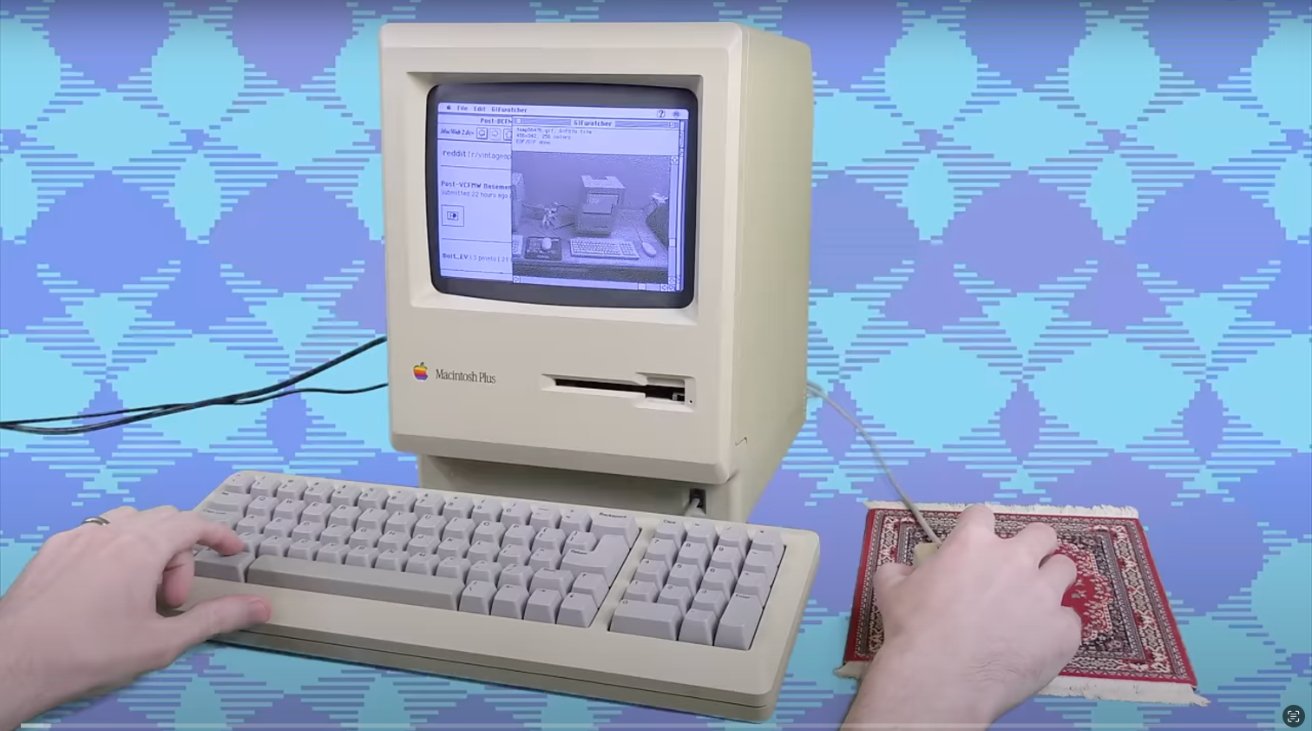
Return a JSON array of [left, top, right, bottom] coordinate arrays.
[[379, 23, 812, 521]]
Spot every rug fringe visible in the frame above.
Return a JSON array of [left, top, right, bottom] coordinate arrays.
[[862, 500, 1140, 519], [1039, 675, 1209, 706]]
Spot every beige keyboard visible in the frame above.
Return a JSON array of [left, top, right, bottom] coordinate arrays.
[[185, 472, 820, 722]]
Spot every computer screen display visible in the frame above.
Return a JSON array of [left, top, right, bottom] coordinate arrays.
[[427, 83, 697, 308]]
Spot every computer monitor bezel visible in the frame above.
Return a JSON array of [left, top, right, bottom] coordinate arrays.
[[425, 82, 699, 308]]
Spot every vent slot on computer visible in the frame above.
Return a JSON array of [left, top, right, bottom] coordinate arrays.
[[551, 376, 687, 402]]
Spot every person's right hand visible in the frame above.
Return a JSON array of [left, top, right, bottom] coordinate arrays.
[[843, 505, 1082, 729]]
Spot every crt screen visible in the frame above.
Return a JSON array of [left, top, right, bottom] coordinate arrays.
[[432, 98, 691, 294]]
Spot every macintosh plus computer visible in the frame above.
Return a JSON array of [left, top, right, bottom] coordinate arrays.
[[186, 23, 821, 721]]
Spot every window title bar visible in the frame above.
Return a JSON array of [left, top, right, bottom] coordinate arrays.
[[438, 102, 685, 120]]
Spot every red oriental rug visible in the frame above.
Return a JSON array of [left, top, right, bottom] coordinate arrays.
[[836, 502, 1207, 706]]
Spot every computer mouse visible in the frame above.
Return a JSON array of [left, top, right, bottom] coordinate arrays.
[[641, 240, 658, 257]]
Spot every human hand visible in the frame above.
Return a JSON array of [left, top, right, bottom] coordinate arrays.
[[843, 505, 1081, 729], [0, 506, 271, 729]]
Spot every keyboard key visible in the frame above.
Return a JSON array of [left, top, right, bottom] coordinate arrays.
[[239, 533, 262, 554], [443, 495, 473, 519], [196, 510, 238, 529], [654, 519, 685, 544], [592, 511, 639, 546], [559, 534, 629, 584], [249, 476, 282, 498], [437, 537, 470, 560], [378, 531, 410, 553], [405, 552, 441, 575], [679, 608, 718, 645], [328, 505, 361, 529], [709, 544, 743, 574], [414, 514, 447, 538], [715, 593, 764, 650], [195, 549, 255, 581], [473, 521, 506, 546], [750, 529, 784, 563], [667, 563, 703, 593], [735, 571, 772, 603], [330, 483, 362, 507], [658, 584, 693, 614], [349, 528, 382, 549], [498, 564, 534, 589], [275, 478, 308, 501], [610, 600, 682, 640], [258, 536, 292, 558], [302, 479, 336, 504], [497, 545, 530, 567], [634, 559, 669, 587], [208, 492, 254, 515], [356, 508, 389, 532], [221, 474, 255, 494], [564, 531, 598, 554], [246, 495, 279, 520], [273, 499, 305, 522], [625, 580, 660, 603], [460, 581, 497, 614], [499, 501, 531, 526], [717, 526, 749, 554], [529, 548, 562, 571], [530, 569, 574, 596], [437, 556, 471, 583], [571, 572, 609, 605], [529, 506, 560, 530], [286, 539, 319, 561], [376, 549, 409, 571], [524, 589, 563, 623], [491, 585, 529, 619], [701, 567, 738, 600], [385, 489, 417, 514], [467, 540, 500, 565], [685, 521, 717, 551], [249, 555, 464, 610], [557, 593, 598, 628], [468, 560, 501, 585], [644, 538, 679, 567], [291, 521, 325, 543], [692, 588, 729, 617], [676, 542, 711, 572], [471, 498, 502, 524], [357, 486, 390, 511], [742, 549, 779, 584], [503, 524, 536, 549], [319, 524, 352, 545], [532, 527, 566, 554], [315, 543, 350, 564], [385, 512, 419, 536], [236, 515, 269, 535], [414, 491, 444, 516], [345, 546, 380, 568], [263, 518, 296, 539], [443, 517, 476, 543], [407, 533, 440, 555], [300, 502, 333, 526], [559, 508, 591, 535]]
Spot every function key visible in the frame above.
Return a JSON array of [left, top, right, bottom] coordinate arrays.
[[500, 501, 531, 526], [386, 489, 417, 514], [443, 495, 474, 519], [275, 478, 308, 501], [529, 506, 560, 530], [414, 491, 444, 517], [249, 476, 282, 498], [471, 498, 502, 524], [221, 473, 255, 494], [684, 521, 717, 551], [302, 479, 336, 504], [592, 511, 639, 547], [559, 508, 591, 535], [330, 483, 362, 507], [357, 487, 390, 511]]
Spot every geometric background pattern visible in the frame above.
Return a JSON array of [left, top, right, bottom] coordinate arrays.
[[1, 0, 1308, 728]]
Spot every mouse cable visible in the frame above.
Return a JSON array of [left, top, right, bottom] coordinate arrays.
[[806, 380, 943, 545], [0, 336, 388, 436]]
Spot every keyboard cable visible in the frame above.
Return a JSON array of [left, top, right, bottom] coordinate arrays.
[[806, 380, 943, 546], [0, 336, 388, 436]]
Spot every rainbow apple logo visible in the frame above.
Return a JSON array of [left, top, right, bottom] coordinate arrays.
[[413, 362, 428, 381]]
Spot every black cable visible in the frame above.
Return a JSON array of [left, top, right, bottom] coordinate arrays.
[[0, 336, 388, 435]]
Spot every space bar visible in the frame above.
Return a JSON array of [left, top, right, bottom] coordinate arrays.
[[247, 556, 464, 610]]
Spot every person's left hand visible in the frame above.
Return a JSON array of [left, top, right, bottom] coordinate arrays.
[[0, 506, 271, 729]]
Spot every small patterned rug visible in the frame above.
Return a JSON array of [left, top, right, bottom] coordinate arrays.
[[836, 502, 1207, 706]]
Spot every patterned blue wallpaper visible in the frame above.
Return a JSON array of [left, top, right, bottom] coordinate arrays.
[[1, 0, 1308, 728]]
